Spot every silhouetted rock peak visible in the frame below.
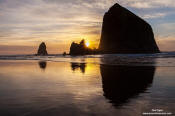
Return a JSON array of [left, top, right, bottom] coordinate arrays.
[[99, 3, 160, 53], [37, 42, 48, 55], [69, 40, 86, 55], [69, 39, 99, 55], [108, 3, 121, 11]]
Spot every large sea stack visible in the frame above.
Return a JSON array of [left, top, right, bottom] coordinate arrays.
[[99, 3, 160, 53], [37, 42, 48, 55]]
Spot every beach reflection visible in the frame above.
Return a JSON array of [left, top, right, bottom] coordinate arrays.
[[100, 65, 155, 107], [71, 63, 86, 73], [0, 60, 174, 116], [0, 60, 103, 116], [38, 61, 47, 70]]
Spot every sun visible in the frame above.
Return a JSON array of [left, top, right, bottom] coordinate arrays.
[[85, 41, 90, 47]]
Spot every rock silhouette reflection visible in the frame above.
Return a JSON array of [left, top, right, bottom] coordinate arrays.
[[100, 65, 155, 107], [38, 61, 47, 70], [71, 63, 86, 73]]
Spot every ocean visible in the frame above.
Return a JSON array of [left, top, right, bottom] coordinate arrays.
[[0, 53, 174, 116]]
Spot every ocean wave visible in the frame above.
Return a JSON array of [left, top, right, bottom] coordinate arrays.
[[0, 52, 175, 66]]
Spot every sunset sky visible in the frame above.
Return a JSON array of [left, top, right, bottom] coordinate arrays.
[[0, 0, 175, 55]]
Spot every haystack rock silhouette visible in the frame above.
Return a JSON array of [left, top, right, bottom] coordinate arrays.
[[99, 3, 160, 53], [37, 42, 48, 55], [100, 65, 155, 107]]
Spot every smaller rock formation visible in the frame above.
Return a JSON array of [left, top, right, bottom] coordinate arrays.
[[69, 39, 86, 55], [69, 39, 99, 55], [37, 42, 48, 55], [62, 52, 67, 56]]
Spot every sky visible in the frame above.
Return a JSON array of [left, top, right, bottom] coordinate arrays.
[[0, 0, 175, 55]]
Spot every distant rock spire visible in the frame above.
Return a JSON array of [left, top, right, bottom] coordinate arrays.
[[37, 42, 48, 55]]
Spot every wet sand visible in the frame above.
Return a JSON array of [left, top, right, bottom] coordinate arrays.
[[0, 60, 174, 116]]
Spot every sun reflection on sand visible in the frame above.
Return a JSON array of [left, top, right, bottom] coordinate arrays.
[[0, 60, 174, 115]]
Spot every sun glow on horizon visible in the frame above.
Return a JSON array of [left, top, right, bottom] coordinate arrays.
[[85, 41, 90, 47]]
